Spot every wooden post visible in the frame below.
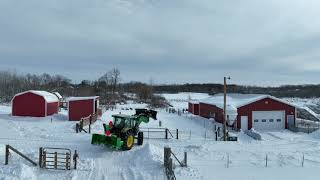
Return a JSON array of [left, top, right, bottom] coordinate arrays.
[[176, 129, 179, 140], [266, 154, 268, 168], [39, 147, 43, 168], [302, 154, 304, 167], [76, 123, 79, 133], [184, 152, 187, 167], [165, 129, 168, 139], [215, 131, 218, 141], [73, 150, 78, 170], [5, 145, 9, 165], [54, 152, 58, 169], [89, 116, 92, 134], [164, 147, 171, 166]]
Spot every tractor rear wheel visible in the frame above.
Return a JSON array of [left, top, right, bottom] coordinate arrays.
[[137, 132, 144, 146], [123, 132, 135, 150]]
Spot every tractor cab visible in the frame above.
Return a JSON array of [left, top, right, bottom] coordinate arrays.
[[112, 114, 135, 129]]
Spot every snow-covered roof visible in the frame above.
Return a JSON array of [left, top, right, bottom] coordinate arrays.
[[67, 96, 99, 101], [200, 93, 296, 110], [14, 90, 59, 103], [52, 92, 62, 99]]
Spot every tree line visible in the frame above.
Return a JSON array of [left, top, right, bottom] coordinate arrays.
[[1, 69, 320, 104]]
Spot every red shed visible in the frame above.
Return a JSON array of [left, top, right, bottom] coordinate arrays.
[[67, 96, 100, 121], [188, 101, 200, 115], [199, 94, 296, 131], [12, 90, 59, 117]]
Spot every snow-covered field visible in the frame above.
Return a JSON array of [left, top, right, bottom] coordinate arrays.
[[1, 94, 320, 180]]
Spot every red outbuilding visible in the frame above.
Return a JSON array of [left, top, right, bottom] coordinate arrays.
[[188, 101, 200, 115], [198, 94, 296, 131], [67, 96, 100, 121], [12, 90, 59, 117]]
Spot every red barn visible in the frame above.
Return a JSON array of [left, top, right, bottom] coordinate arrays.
[[12, 90, 59, 117], [67, 96, 100, 121], [188, 101, 200, 115], [199, 94, 296, 131]]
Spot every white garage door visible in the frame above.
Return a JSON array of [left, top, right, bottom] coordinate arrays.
[[252, 111, 285, 130]]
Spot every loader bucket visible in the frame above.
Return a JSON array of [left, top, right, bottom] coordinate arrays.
[[149, 110, 157, 120], [135, 109, 158, 120]]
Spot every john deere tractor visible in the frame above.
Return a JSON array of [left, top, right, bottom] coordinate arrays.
[[91, 109, 157, 150]]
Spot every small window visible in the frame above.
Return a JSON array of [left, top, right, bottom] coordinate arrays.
[[262, 119, 267, 122], [269, 119, 274, 122], [277, 119, 282, 122], [254, 119, 259, 123]]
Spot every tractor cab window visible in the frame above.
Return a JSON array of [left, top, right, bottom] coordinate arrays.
[[114, 117, 126, 128]]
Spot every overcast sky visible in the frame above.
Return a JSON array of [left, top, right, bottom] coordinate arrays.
[[0, 0, 320, 85]]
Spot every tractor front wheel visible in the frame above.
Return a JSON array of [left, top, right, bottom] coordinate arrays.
[[137, 132, 144, 146], [123, 132, 135, 150]]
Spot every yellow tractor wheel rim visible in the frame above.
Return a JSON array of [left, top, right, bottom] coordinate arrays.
[[127, 135, 134, 148]]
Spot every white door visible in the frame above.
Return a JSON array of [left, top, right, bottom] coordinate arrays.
[[241, 116, 248, 131], [252, 111, 285, 130]]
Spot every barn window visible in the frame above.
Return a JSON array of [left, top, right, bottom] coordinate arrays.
[[277, 119, 281, 122], [254, 119, 259, 123], [269, 119, 274, 122], [262, 119, 267, 122]]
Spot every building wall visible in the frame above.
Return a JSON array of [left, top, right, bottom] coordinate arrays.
[[236, 97, 296, 130], [47, 102, 59, 116], [194, 104, 200, 115], [68, 99, 94, 121], [12, 92, 46, 117], [199, 103, 224, 123]]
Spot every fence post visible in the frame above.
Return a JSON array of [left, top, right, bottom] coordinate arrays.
[[73, 150, 78, 170], [148, 128, 150, 139], [302, 154, 304, 167], [266, 154, 268, 168], [54, 152, 58, 169], [164, 147, 171, 166], [184, 152, 187, 167], [165, 129, 168, 139], [76, 123, 79, 133], [5, 145, 9, 165], [39, 147, 43, 168], [215, 131, 218, 141], [176, 129, 179, 140], [89, 116, 92, 134], [189, 130, 191, 140]]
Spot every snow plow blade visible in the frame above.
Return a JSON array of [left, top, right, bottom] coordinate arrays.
[[91, 134, 124, 150]]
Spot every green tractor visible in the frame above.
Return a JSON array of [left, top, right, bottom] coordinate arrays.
[[91, 109, 157, 150]]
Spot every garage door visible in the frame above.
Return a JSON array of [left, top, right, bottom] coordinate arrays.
[[252, 111, 285, 130]]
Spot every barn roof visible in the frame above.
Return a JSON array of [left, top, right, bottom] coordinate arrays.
[[67, 96, 99, 101], [200, 93, 297, 110], [14, 90, 59, 103]]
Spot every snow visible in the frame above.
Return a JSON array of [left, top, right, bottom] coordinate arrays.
[[1, 93, 320, 180], [67, 96, 99, 101], [52, 92, 62, 99], [13, 90, 59, 103]]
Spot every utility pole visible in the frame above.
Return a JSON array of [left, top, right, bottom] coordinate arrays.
[[223, 77, 230, 141]]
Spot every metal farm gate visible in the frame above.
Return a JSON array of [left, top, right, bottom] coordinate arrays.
[[39, 147, 78, 170]]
